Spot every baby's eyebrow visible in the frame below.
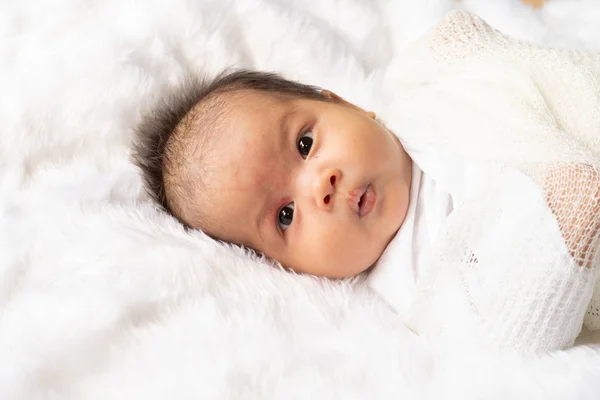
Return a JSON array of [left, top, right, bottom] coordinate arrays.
[[280, 105, 303, 141], [254, 194, 270, 242], [279, 110, 293, 145]]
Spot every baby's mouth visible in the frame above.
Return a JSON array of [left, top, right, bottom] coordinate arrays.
[[348, 184, 377, 217]]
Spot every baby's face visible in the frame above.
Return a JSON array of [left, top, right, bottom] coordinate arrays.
[[195, 90, 412, 278]]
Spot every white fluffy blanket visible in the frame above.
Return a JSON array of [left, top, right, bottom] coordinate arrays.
[[2, 0, 600, 398]]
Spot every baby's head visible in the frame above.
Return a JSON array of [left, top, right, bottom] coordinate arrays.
[[133, 70, 412, 278]]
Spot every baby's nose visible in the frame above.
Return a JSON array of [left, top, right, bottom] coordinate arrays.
[[314, 169, 340, 210]]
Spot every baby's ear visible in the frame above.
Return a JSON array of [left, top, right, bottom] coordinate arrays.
[[321, 90, 376, 119]]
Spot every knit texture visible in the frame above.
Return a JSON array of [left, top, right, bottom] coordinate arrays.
[[380, 10, 600, 352]]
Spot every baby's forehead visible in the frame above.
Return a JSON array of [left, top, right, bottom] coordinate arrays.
[[216, 89, 293, 115], [199, 90, 291, 142], [199, 95, 293, 180]]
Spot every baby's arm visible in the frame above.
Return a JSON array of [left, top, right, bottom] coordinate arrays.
[[545, 164, 600, 331], [544, 164, 600, 269]]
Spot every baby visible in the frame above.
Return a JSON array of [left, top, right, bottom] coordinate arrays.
[[134, 70, 412, 278], [134, 11, 600, 352]]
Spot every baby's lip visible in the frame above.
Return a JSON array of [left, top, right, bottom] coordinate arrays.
[[347, 187, 364, 214], [347, 184, 376, 217], [360, 184, 376, 217]]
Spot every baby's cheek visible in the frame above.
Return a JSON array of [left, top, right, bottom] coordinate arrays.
[[315, 228, 375, 277]]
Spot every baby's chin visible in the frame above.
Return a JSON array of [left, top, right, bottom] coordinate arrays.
[[329, 252, 384, 278], [286, 232, 398, 278], [354, 228, 400, 276], [335, 235, 398, 278]]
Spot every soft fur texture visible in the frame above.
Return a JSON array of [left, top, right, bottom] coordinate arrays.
[[1, 0, 600, 398]]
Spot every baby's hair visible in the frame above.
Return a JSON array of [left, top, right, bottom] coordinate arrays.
[[132, 69, 330, 230]]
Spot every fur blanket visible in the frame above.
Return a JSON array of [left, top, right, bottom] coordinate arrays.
[[1, 0, 600, 398]]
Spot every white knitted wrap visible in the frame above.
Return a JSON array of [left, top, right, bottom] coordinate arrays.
[[379, 11, 600, 353]]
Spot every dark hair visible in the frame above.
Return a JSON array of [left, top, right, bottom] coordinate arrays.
[[131, 69, 329, 228]]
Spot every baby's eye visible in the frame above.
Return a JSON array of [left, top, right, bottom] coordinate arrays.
[[278, 203, 295, 231], [297, 130, 313, 159]]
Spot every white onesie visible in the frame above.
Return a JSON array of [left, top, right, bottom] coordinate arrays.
[[367, 142, 456, 322]]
